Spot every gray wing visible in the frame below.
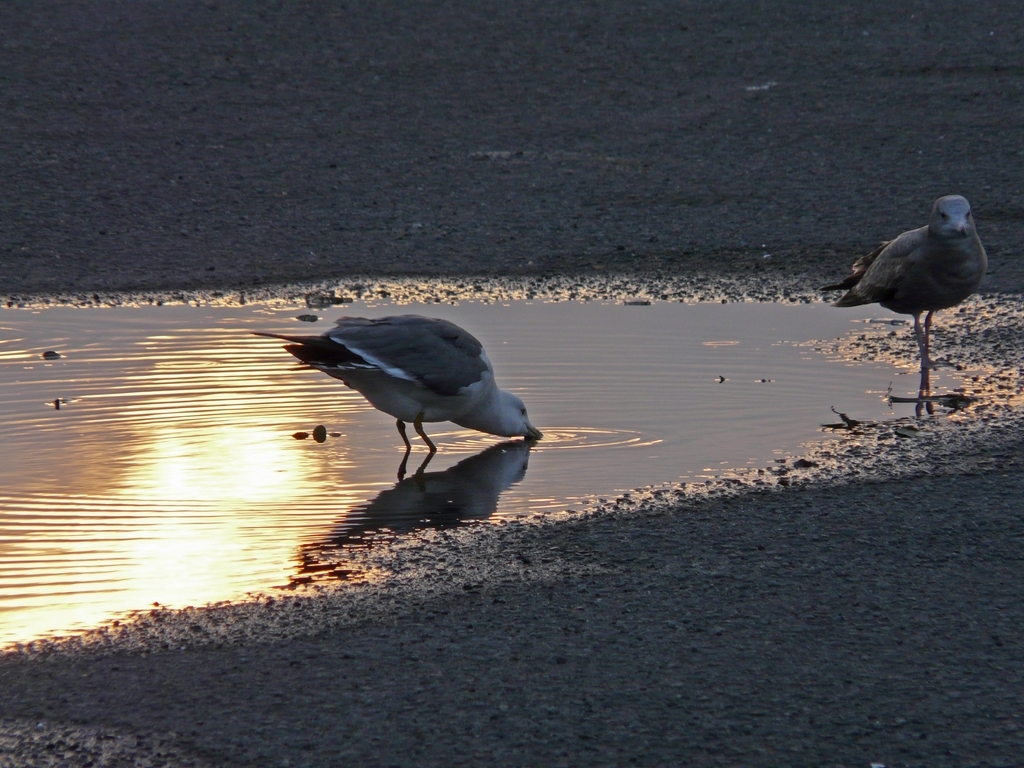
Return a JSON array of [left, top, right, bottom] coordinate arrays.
[[832, 227, 926, 307], [328, 315, 489, 396]]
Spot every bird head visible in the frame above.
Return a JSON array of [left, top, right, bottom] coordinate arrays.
[[929, 195, 975, 239], [452, 389, 542, 440], [497, 391, 543, 440], [511, 393, 543, 441]]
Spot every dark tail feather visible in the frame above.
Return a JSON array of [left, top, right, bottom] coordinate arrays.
[[254, 332, 365, 367], [831, 292, 871, 308], [820, 275, 861, 292], [821, 242, 889, 292]]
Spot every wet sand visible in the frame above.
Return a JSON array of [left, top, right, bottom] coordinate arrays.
[[3, 1, 1024, 765]]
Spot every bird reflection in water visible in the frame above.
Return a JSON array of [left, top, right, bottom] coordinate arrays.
[[916, 368, 934, 418], [295, 440, 533, 582], [882, 367, 977, 421]]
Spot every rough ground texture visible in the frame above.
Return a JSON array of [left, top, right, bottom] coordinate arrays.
[[2, 0, 1024, 296], [2, 0, 1024, 766]]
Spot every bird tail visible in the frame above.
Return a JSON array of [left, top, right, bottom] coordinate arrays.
[[820, 276, 860, 292], [820, 242, 889, 293], [830, 291, 871, 308], [253, 332, 365, 367]]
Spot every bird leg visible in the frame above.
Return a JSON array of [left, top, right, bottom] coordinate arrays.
[[912, 312, 933, 373], [394, 420, 414, 480], [413, 413, 437, 454], [915, 367, 933, 418], [921, 311, 935, 391], [396, 419, 412, 451], [923, 310, 934, 368], [911, 311, 940, 396]]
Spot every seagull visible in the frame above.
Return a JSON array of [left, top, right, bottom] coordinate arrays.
[[257, 315, 542, 452], [821, 195, 987, 371]]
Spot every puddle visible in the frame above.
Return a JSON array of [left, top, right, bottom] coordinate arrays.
[[0, 299, 983, 645]]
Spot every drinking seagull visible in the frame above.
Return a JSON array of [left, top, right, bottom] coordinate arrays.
[[821, 195, 987, 371], [257, 315, 542, 452]]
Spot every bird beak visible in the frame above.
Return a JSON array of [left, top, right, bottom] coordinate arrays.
[[525, 424, 543, 441], [956, 224, 968, 236]]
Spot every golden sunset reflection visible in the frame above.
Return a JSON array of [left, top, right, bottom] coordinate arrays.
[[0, 306, 387, 644], [2, 299, 958, 646], [123, 425, 303, 502]]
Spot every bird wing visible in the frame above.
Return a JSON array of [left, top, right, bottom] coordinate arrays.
[[329, 315, 489, 397], [831, 228, 926, 307], [820, 241, 890, 292]]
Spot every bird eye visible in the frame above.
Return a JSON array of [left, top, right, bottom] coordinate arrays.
[[521, 408, 527, 415], [941, 212, 949, 219]]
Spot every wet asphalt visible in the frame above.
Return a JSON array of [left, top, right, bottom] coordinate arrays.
[[2, 0, 1024, 298]]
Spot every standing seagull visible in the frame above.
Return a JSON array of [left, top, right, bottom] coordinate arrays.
[[822, 195, 987, 371], [257, 315, 542, 452]]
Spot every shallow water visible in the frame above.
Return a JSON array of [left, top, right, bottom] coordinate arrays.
[[0, 299, 969, 644]]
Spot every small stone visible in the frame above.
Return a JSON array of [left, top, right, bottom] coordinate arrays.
[[42, 350, 61, 360], [292, 431, 310, 440], [305, 293, 334, 308], [295, 314, 319, 322], [313, 425, 327, 443]]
